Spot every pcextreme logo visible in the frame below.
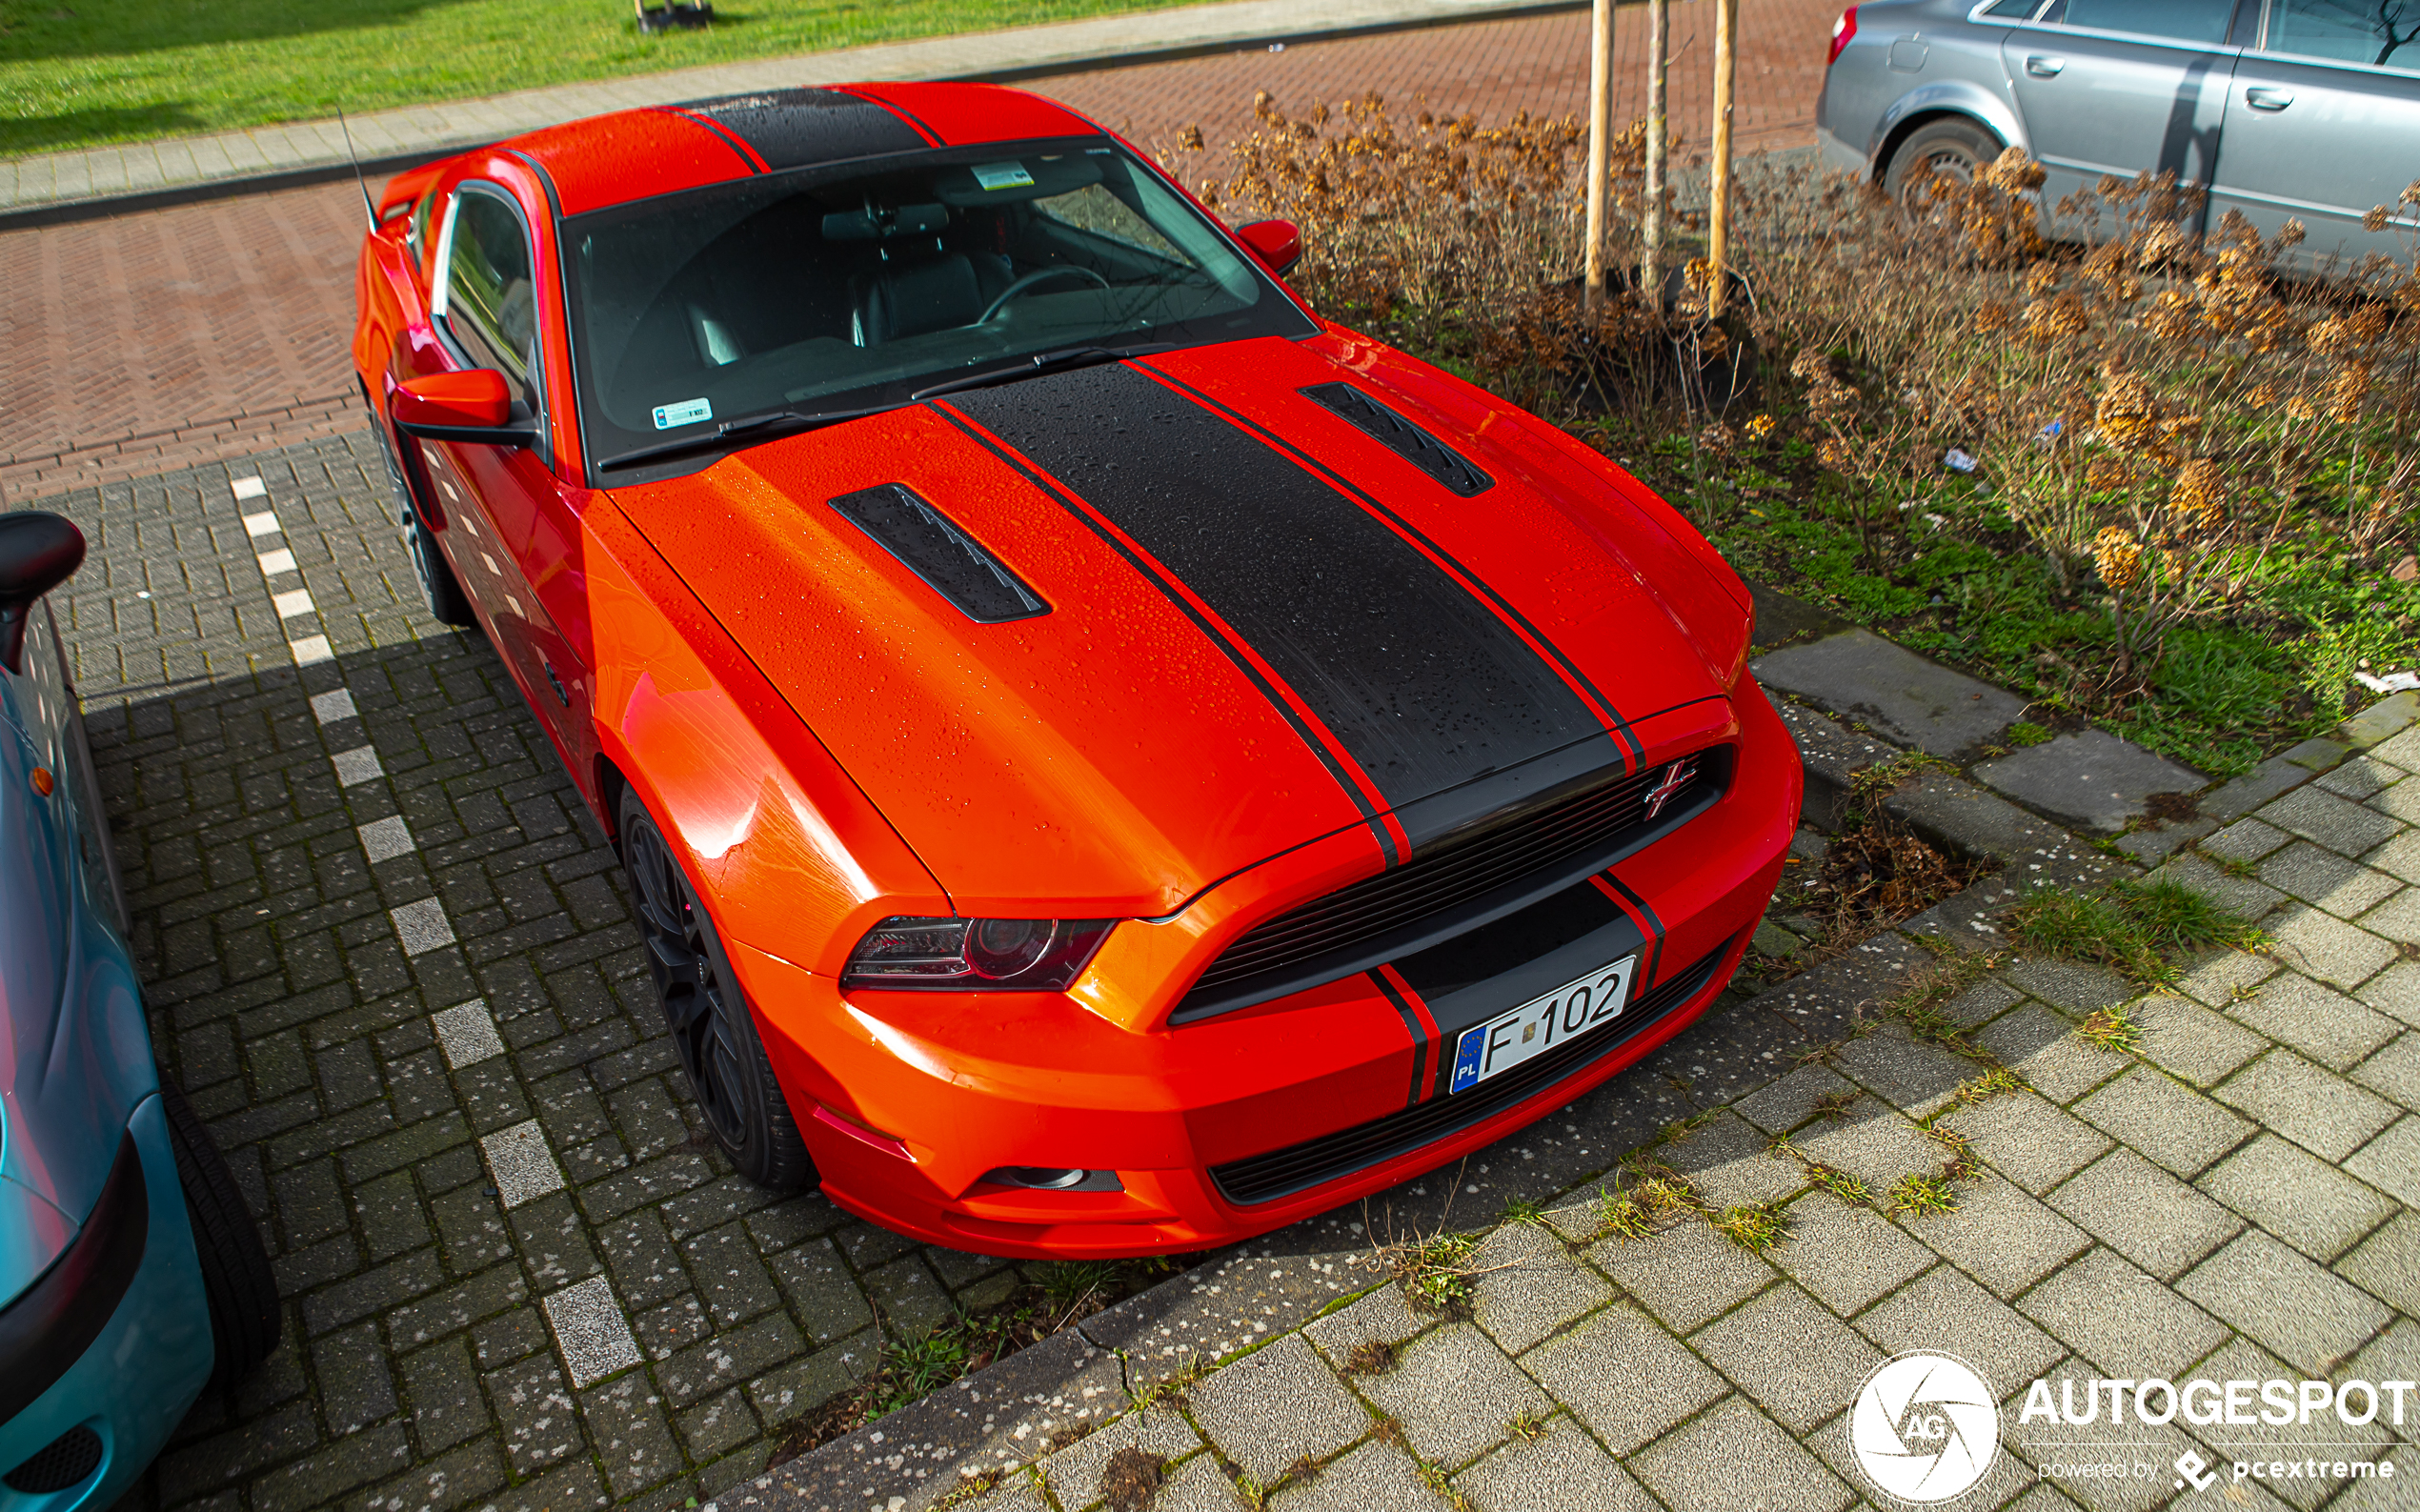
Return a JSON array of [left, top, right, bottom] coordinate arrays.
[[1850, 1351, 2001, 1502]]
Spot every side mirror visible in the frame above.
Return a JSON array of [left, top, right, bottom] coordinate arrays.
[[391, 371, 537, 447], [0, 513, 86, 675], [1237, 218, 1302, 278]]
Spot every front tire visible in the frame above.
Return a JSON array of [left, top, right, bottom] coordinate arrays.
[[159, 1079, 280, 1391], [1883, 117, 2004, 206], [370, 413, 477, 629], [618, 786, 818, 1193]]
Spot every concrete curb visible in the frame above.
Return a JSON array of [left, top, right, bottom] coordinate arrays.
[[0, 0, 1584, 232]]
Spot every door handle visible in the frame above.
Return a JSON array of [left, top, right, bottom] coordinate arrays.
[[2026, 54, 2065, 76], [544, 663, 571, 707], [2246, 86, 2293, 110]]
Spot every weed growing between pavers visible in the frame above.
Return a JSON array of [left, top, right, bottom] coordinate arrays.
[[1710, 1201, 1789, 1253], [931, 1468, 1006, 1511], [2078, 1003, 2145, 1054], [1134, 1355, 1207, 1413], [1507, 1407, 1552, 1442], [1950, 1065, 2024, 1104], [1341, 1338, 1400, 1378], [1771, 1139, 1877, 1205], [1886, 1171, 1961, 1218], [2007, 876, 2266, 985], [1101, 1445, 1171, 1512]]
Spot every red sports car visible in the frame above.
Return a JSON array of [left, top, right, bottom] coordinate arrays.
[[351, 82, 1801, 1258]]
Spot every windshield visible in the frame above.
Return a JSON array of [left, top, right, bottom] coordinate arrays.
[[564, 137, 1315, 479]]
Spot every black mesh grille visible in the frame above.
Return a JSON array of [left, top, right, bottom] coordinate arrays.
[[1183, 750, 1724, 1010], [1210, 941, 1732, 1206], [6, 1425, 103, 1494]]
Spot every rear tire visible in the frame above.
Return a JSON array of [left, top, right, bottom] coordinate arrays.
[[618, 785, 819, 1194], [159, 1079, 280, 1391], [1883, 117, 2005, 206]]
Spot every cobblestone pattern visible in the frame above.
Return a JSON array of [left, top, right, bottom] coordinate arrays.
[[44, 433, 1082, 1512]]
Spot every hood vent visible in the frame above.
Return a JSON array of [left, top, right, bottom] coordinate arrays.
[[1301, 383, 1492, 497], [826, 483, 1049, 624]]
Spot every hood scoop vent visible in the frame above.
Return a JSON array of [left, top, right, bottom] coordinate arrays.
[[1301, 383, 1493, 497], [826, 483, 1049, 624]]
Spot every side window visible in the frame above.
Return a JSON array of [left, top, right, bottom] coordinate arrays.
[[441, 189, 542, 409], [2267, 0, 2420, 68], [2052, 0, 2235, 42]]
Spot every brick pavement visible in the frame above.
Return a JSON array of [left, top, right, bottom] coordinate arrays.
[[0, 0, 1831, 505]]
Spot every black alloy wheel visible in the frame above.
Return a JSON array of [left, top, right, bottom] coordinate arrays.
[[1883, 117, 2005, 209], [617, 786, 817, 1192], [368, 400, 478, 629]]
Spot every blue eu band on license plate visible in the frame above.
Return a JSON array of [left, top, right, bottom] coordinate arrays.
[[1448, 954, 1640, 1095]]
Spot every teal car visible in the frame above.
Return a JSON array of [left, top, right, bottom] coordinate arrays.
[[0, 512, 277, 1509]]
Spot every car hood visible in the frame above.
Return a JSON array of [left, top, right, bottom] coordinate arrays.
[[614, 335, 1748, 919]]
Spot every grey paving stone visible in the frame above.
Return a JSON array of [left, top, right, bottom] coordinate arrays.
[[1272, 1439, 1449, 1512], [1518, 1301, 1727, 1455], [1802, 1403, 2039, 1512], [2200, 1134, 2399, 1263], [1979, 1003, 2128, 1105], [2181, 1230, 2394, 1375], [2005, 1379, 2232, 1512], [1975, 729, 2205, 834], [2045, 1147, 2244, 1281], [1692, 1281, 1885, 1434], [1037, 1407, 1203, 1511], [1767, 1195, 1936, 1318], [2116, 816, 2216, 865], [1453, 1417, 1660, 1512], [2266, 904, 2399, 993], [1186, 1334, 1368, 1483], [2260, 785, 2406, 859], [1852, 1263, 2064, 1402], [1627, 1395, 1856, 1512], [2128, 992, 2271, 1089], [1833, 1026, 1974, 1119], [1303, 1283, 1425, 1368], [2359, 887, 2420, 947], [2215, 1049, 2403, 1162], [2345, 1115, 2420, 1207], [2334, 1209, 2420, 1317], [2152, 852, 2288, 924], [1939, 1089, 2113, 1196], [2171, 943, 2283, 1009], [1468, 1220, 1612, 1357], [1585, 1215, 1775, 1334], [2226, 970, 2402, 1072], [2017, 1248, 2228, 1379], [1359, 1322, 1546, 1470], [1753, 628, 2027, 756], [2194, 1337, 2396, 1511], [2002, 958, 2137, 1015], [2259, 842, 2405, 918], [2340, 1318, 2420, 1443], [1898, 1176, 2091, 1300], [1659, 1109, 1803, 1209], [2351, 1032, 2420, 1110], [1156, 1453, 1254, 1512], [1735, 1063, 1862, 1136], [2072, 1067, 2254, 1179], [2357, 959, 2420, 1029], [2202, 756, 2315, 826], [2206, 816, 2294, 863], [1784, 1104, 1945, 1193]]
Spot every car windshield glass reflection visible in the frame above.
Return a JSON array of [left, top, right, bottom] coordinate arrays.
[[565, 138, 1314, 473]]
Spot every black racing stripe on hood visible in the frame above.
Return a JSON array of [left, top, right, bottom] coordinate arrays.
[[674, 89, 929, 170], [948, 362, 1603, 809]]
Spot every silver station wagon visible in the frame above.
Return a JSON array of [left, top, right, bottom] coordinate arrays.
[[1818, 0, 2420, 265]]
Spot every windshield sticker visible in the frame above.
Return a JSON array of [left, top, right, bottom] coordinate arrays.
[[653, 396, 713, 430], [971, 161, 1037, 192]]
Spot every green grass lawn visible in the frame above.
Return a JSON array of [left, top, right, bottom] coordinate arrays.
[[0, 0, 1195, 156]]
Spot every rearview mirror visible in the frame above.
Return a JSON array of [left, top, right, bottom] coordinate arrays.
[[1237, 219, 1302, 278], [391, 371, 538, 447], [0, 512, 86, 675]]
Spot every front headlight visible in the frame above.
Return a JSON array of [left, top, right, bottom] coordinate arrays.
[[840, 916, 1115, 991]]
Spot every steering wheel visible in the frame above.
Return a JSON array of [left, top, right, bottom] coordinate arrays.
[[978, 266, 1110, 325]]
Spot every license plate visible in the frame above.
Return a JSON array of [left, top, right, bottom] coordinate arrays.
[[1447, 954, 1639, 1095]]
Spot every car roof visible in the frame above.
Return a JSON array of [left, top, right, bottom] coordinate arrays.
[[503, 83, 1106, 217]]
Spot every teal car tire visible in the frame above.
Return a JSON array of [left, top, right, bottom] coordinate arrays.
[[159, 1079, 279, 1392]]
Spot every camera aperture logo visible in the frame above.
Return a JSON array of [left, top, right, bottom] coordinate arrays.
[[1852, 1351, 2001, 1502]]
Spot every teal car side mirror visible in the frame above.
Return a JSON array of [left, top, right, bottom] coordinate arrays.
[[0, 513, 85, 675]]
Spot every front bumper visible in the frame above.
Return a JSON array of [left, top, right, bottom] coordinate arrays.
[[740, 683, 1803, 1259], [0, 1095, 213, 1512]]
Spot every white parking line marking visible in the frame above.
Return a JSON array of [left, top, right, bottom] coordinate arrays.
[[242, 511, 281, 538], [542, 1276, 641, 1388], [331, 746, 384, 786], [256, 549, 297, 575], [357, 815, 413, 864], [480, 1119, 567, 1208], [231, 476, 267, 500], [288, 635, 333, 666], [390, 897, 455, 956], [272, 589, 316, 619], [432, 999, 507, 1069], [310, 688, 357, 724]]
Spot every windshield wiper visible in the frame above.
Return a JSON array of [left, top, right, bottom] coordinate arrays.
[[596, 403, 900, 473], [911, 342, 1175, 402]]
